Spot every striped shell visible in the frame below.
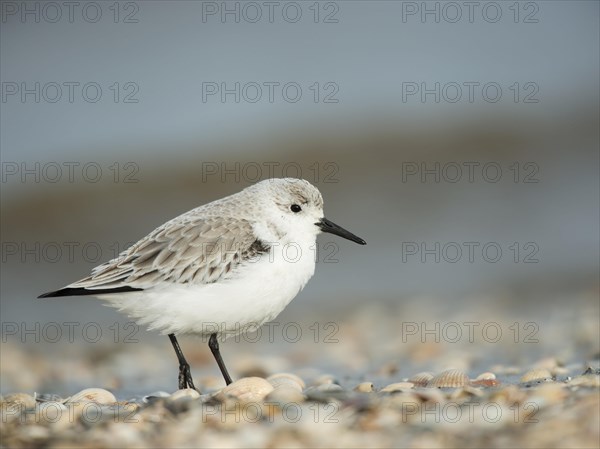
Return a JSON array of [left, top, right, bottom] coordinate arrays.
[[408, 372, 434, 387], [427, 369, 470, 388], [520, 368, 553, 383]]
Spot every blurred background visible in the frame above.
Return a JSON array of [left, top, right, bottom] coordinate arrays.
[[1, 1, 598, 396]]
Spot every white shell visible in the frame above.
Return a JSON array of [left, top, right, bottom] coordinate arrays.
[[64, 388, 117, 405], [427, 369, 470, 388], [266, 373, 305, 392], [214, 377, 274, 403], [353, 382, 374, 393], [170, 388, 201, 401], [476, 372, 496, 380]]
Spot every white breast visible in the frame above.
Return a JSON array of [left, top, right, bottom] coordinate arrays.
[[99, 238, 317, 337]]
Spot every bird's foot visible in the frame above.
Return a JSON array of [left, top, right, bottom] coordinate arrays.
[[177, 363, 197, 391]]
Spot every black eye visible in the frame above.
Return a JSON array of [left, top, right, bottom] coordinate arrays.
[[290, 204, 302, 213]]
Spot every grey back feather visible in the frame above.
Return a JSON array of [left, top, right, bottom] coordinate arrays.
[[70, 214, 266, 290], [66, 178, 321, 291]]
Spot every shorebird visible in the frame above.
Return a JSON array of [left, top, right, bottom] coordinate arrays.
[[39, 178, 366, 390]]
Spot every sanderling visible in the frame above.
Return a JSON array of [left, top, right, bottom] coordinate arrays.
[[39, 178, 365, 390]]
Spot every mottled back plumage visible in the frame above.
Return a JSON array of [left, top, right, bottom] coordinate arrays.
[[55, 178, 323, 292]]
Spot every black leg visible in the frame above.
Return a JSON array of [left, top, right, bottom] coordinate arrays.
[[208, 333, 233, 385], [168, 334, 197, 391]]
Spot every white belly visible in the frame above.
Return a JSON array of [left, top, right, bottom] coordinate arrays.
[[98, 241, 317, 337]]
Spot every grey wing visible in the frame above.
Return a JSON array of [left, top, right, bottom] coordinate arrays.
[[67, 216, 268, 291]]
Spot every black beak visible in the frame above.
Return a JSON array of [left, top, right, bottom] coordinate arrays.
[[316, 218, 366, 245]]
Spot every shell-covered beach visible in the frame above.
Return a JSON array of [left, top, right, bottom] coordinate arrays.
[[2, 295, 598, 448]]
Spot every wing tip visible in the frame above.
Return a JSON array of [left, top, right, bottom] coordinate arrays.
[[38, 286, 143, 298]]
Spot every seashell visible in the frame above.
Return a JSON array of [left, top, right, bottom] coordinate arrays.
[[353, 382, 374, 393], [381, 382, 415, 393], [264, 385, 305, 404], [266, 373, 305, 392], [214, 377, 274, 403], [520, 368, 553, 383], [3, 392, 36, 409], [427, 369, 469, 388], [170, 388, 201, 401], [408, 372, 434, 387], [64, 388, 116, 405], [167, 389, 201, 414], [470, 372, 500, 387]]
